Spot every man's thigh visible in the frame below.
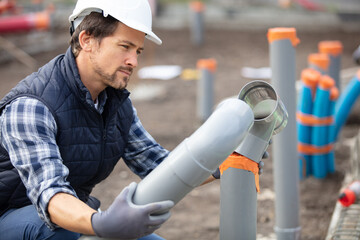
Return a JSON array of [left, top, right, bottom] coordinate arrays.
[[0, 205, 80, 240]]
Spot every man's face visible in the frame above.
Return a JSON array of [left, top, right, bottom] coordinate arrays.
[[89, 23, 145, 90]]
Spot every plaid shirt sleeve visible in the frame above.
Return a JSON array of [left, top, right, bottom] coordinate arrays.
[[0, 97, 77, 229], [123, 107, 169, 179]]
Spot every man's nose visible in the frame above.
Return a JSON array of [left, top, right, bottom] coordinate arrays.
[[125, 52, 138, 68]]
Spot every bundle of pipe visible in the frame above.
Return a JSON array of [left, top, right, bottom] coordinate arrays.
[[318, 41, 343, 92], [297, 71, 338, 179], [333, 70, 360, 141], [0, 9, 50, 33]]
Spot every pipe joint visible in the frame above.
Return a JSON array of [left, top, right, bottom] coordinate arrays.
[[235, 80, 288, 162]]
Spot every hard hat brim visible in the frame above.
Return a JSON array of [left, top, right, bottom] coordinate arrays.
[[146, 32, 162, 45]]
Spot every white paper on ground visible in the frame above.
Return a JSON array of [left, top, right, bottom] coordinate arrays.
[[138, 65, 182, 80], [241, 67, 272, 79]]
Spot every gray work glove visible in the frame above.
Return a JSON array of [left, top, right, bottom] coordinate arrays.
[[91, 182, 174, 239]]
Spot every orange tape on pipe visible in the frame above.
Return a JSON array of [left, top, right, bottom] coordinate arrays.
[[219, 152, 260, 192], [298, 143, 333, 155], [296, 112, 334, 126]]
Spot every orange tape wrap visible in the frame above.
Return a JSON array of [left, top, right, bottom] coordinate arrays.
[[219, 153, 260, 192], [296, 112, 334, 126], [298, 143, 333, 155]]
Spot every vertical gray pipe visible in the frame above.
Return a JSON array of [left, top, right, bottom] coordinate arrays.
[[189, 1, 204, 46], [328, 54, 341, 91], [318, 41, 343, 92], [220, 168, 257, 240], [197, 58, 216, 122], [219, 80, 288, 240], [268, 28, 301, 240]]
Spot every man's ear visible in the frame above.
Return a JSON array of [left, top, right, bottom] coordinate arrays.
[[78, 30, 94, 52]]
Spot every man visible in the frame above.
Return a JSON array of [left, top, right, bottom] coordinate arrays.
[[0, 0, 185, 239]]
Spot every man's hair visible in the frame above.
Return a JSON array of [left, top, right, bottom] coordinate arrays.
[[70, 12, 119, 57]]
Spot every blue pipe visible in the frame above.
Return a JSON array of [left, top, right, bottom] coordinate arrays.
[[297, 69, 320, 177], [311, 75, 334, 179], [334, 71, 360, 140], [326, 87, 339, 174]]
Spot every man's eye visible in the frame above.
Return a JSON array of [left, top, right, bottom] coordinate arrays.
[[121, 45, 129, 49]]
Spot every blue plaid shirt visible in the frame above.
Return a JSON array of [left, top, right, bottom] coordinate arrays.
[[0, 96, 169, 228]]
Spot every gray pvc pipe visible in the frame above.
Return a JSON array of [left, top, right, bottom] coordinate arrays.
[[318, 41, 343, 92], [132, 98, 254, 209], [235, 80, 288, 160], [219, 80, 288, 240], [270, 37, 301, 239], [189, 7, 204, 46], [220, 168, 257, 240], [197, 68, 214, 121], [328, 54, 341, 92]]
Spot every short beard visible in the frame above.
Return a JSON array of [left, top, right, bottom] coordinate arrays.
[[92, 61, 133, 90]]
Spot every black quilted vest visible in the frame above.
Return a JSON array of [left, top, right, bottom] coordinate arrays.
[[0, 47, 134, 215]]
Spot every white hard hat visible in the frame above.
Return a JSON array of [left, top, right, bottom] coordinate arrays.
[[69, 0, 162, 45]]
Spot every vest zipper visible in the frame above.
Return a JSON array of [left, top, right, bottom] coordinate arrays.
[[100, 114, 106, 176], [92, 113, 106, 184]]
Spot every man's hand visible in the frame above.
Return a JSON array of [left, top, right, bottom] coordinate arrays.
[[91, 182, 174, 239]]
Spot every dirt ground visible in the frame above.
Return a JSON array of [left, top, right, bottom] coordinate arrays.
[[1, 27, 360, 240]]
